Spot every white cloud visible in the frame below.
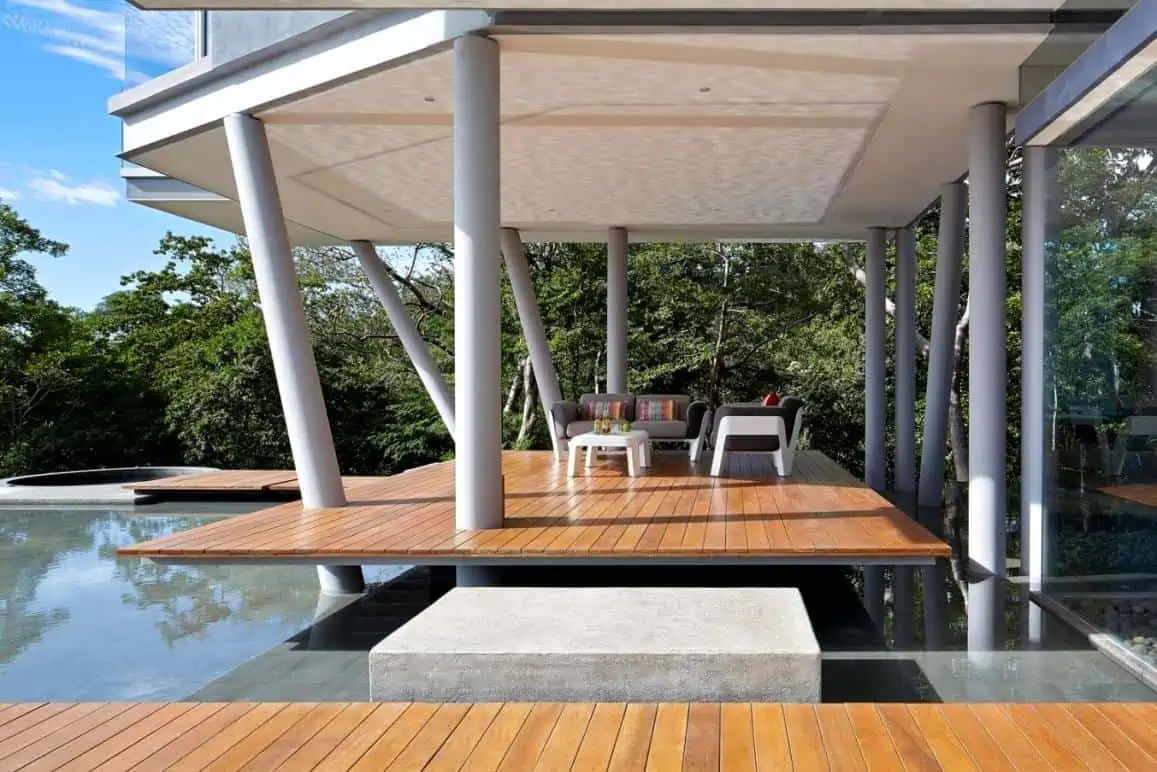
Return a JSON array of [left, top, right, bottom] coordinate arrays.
[[27, 169, 118, 207], [0, 188, 18, 201], [3, 0, 195, 80]]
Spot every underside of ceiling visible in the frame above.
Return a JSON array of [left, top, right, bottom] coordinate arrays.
[[128, 30, 1045, 244]]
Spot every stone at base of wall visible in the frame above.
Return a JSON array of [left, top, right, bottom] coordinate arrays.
[[369, 586, 820, 702]]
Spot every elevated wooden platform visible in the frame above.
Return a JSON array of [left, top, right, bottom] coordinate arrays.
[[118, 451, 949, 566], [130, 469, 298, 494], [3, 701, 1155, 770]]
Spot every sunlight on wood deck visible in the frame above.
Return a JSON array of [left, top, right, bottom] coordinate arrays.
[[1, 701, 1154, 770], [119, 451, 948, 565]]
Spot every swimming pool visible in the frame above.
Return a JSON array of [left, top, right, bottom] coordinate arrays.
[[0, 502, 402, 701]]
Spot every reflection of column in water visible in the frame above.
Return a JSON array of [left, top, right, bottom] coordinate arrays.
[[893, 567, 916, 649], [1022, 583, 1046, 647], [968, 573, 1004, 654], [922, 561, 947, 650], [308, 591, 355, 651]]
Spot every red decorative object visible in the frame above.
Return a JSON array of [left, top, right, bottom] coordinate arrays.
[[762, 392, 780, 406]]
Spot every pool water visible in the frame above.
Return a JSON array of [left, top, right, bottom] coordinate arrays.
[[0, 503, 401, 701]]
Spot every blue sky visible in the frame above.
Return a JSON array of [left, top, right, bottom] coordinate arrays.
[[0, 0, 229, 309]]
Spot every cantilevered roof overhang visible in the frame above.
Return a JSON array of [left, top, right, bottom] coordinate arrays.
[[1017, 0, 1157, 145], [112, 9, 1102, 244]]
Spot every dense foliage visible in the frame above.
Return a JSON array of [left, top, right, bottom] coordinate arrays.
[[0, 148, 1039, 490]]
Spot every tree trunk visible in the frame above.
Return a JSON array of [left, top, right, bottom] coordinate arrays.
[[708, 248, 732, 405], [517, 357, 537, 445], [503, 359, 525, 415], [949, 293, 971, 482]]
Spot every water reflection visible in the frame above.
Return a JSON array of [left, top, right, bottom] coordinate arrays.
[[0, 506, 325, 701]]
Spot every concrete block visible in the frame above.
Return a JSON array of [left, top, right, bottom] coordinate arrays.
[[369, 587, 819, 702]]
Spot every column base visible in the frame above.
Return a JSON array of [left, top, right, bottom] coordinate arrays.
[[316, 565, 365, 595]]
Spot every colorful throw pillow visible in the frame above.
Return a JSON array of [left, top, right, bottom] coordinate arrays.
[[580, 400, 628, 420], [637, 398, 678, 421], [762, 392, 781, 406]]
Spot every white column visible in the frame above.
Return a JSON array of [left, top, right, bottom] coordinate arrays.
[[1022, 146, 1049, 592], [918, 183, 967, 508], [351, 240, 456, 439], [500, 228, 564, 457], [893, 228, 918, 648], [607, 226, 629, 394], [223, 113, 362, 594], [454, 35, 504, 530], [864, 228, 887, 627], [894, 226, 918, 495], [968, 102, 1008, 577]]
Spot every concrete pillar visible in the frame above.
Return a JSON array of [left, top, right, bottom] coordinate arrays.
[[607, 226, 629, 394], [893, 227, 918, 648], [918, 183, 967, 508], [500, 228, 564, 457], [968, 102, 1008, 577], [223, 113, 363, 594], [351, 240, 456, 440], [453, 35, 504, 530], [864, 228, 887, 628], [1022, 146, 1049, 592]]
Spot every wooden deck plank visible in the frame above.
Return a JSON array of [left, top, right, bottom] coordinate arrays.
[[719, 703, 756, 772], [313, 703, 409, 772], [461, 703, 535, 772], [682, 703, 721, 771], [843, 704, 903, 772], [815, 705, 867, 772], [607, 703, 657, 771], [782, 705, 830, 770], [276, 704, 377, 771], [118, 451, 948, 564], [532, 703, 595, 772], [751, 704, 792, 770], [571, 702, 627, 771], [966, 705, 1052, 772], [497, 702, 563, 770], [11, 703, 1157, 770], [645, 703, 688, 771]]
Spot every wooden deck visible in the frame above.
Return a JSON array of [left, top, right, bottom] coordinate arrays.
[[3, 701, 1156, 770], [130, 469, 299, 494], [118, 451, 949, 566], [1100, 483, 1157, 509]]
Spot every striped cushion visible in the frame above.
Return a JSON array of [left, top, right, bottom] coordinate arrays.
[[637, 398, 679, 421], [580, 400, 628, 420]]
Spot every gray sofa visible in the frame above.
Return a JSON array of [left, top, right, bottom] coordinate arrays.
[[551, 393, 708, 450], [693, 397, 804, 476]]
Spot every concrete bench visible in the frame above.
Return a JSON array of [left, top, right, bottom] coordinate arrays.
[[369, 587, 820, 702]]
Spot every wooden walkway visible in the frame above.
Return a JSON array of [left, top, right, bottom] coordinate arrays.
[[2, 701, 1156, 770], [118, 451, 948, 565], [130, 469, 298, 494]]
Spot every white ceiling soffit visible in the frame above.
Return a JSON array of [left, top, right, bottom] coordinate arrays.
[[127, 31, 1044, 244]]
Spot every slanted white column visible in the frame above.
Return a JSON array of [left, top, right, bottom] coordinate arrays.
[[918, 183, 967, 508], [351, 240, 456, 439], [893, 226, 918, 647], [454, 34, 503, 530], [1022, 146, 1049, 592], [968, 102, 1008, 577], [864, 228, 887, 627], [501, 228, 564, 457], [223, 113, 362, 594], [607, 226, 629, 394]]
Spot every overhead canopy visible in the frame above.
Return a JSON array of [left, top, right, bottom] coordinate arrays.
[[117, 18, 1051, 244]]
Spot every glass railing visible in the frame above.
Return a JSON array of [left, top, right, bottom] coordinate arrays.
[[123, 4, 203, 87]]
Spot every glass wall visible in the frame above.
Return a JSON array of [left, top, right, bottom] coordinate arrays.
[[123, 5, 200, 85], [1044, 142, 1157, 660]]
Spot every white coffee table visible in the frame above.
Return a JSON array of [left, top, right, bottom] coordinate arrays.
[[568, 429, 651, 477]]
